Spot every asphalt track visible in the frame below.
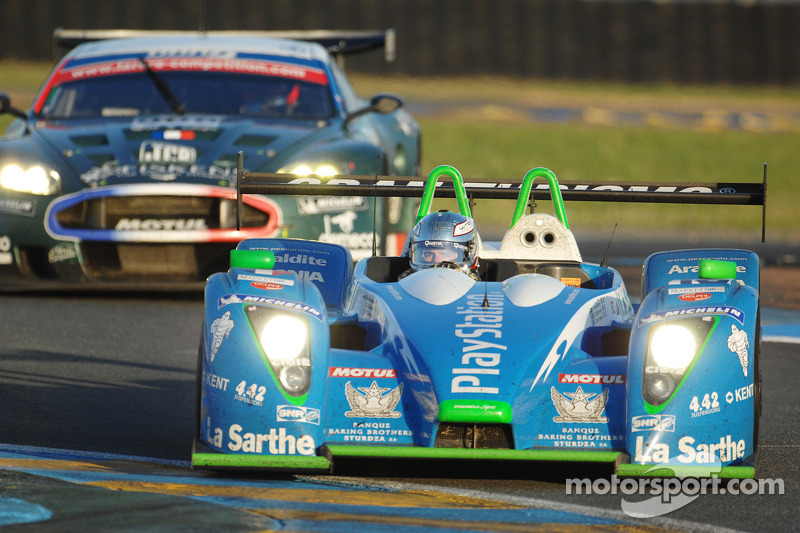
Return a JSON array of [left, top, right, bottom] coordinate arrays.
[[0, 254, 797, 532]]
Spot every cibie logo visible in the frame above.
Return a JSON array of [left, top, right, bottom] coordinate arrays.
[[631, 414, 676, 432]]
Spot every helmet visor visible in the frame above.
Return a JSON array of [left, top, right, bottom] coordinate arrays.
[[410, 240, 470, 269]]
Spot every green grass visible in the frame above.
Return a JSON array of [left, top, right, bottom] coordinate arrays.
[[415, 119, 793, 243], [1, 62, 797, 243]]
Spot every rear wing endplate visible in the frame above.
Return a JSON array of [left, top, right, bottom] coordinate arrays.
[[52, 28, 395, 63], [235, 154, 768, 242]]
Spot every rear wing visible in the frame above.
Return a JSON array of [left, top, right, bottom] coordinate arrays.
[[52, 28, 395, 64], [235, 154, 768, 242]]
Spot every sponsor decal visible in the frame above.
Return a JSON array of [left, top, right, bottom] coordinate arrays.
[[329, 367, 397, 378], [631, 414, 676, 432], [639, 306, 744, 325], [234, 381, 265, 406], [689, 393, 721, 418], [561, 277, 582, 288], [242, 274, 293, 285], [667, 286, 725, 295], [320, 212, 374, 257], [131, 114, 223, 132], [727, 324, 749, 377], [277, 405, 321, 425], [344, 381, 403, 418], [204, 371, 230, 391], [327, 422, 413, 442], [80, 163, 235, 185], [218, 294, 243, 307], [240, 296, 322, 321], [678, 293, 712, 302], [551, 386, 609, 423], [644, 366, 685, 374], [48, 243, 78, 263], [139, 141, 197, 163], [559, 373, 625, 385], [114, 218, 209, 231], [453, 218, 474, 237], [272, 253, 328, 266], [0, 197, 35, 216], [634, 434, 746, 464], [564, 288, 580, 305], [251, 282, 284, 290], [208, 311, 234, 362], [452, 292, 506, 395], [286, 176, 723, 196], [220, 423, 315, 455], [537, 427, 622, 448], [328, 211, 358, 233], [668, 264, 747, 275], [297, 196, 366, 215], [726, 383, 754, 404]]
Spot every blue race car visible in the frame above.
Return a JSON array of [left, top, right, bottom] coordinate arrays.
[[193, 161, 764, 478], [0, 29, 419, 288]]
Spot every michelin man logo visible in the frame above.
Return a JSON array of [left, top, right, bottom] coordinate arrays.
[[727, 324, 749, 377], [209, 311, 234, 362]]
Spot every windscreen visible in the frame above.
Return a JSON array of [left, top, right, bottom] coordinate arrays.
[[39, 71, 334, 120]]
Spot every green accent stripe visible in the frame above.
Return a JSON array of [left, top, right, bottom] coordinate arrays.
[[415, 165, 471, 223], [325, 445, 623, 463], [616, 463, 755, 479], [511, 168, 569, 229], [192, 452, 330, 470], [438, 400, 512, 423]]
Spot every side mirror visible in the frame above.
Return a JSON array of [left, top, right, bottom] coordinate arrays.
[[344, 93, 404, 129], [0, 93, 28, 120]]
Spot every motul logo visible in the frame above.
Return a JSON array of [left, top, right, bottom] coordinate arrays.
[[114, 218, 209, 231], [329, 367, 397, 378], [558, 373, 626, 384]]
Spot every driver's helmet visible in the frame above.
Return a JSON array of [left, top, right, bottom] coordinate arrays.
[[408, 211, 479, 274]]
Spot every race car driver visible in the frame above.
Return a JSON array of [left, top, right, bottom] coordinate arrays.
[[400, 211, 480, 280]]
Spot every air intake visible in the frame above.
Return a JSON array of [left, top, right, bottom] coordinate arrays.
[[434, 423, 513, 449]]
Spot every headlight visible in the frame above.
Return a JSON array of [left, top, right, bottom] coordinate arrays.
[[284, 164, 339, 177], [279, 366, 309, 394], [246, 306, 312, 397], [642, 318, 714, 407], [650, 324, 696, 369], [260, 315, 307, 361], [0, 164, 61, 195]]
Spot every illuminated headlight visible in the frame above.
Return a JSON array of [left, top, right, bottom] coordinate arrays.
[[260, 315, 307, 361], [284, 164, 339, 177], [650, 324, 696, 369], [642, 318, 713, 407], [0, 164, 61, 195], [250, 310, 312, 397]]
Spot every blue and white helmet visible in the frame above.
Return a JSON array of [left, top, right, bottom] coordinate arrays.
[[408, 211, 479, 273]]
